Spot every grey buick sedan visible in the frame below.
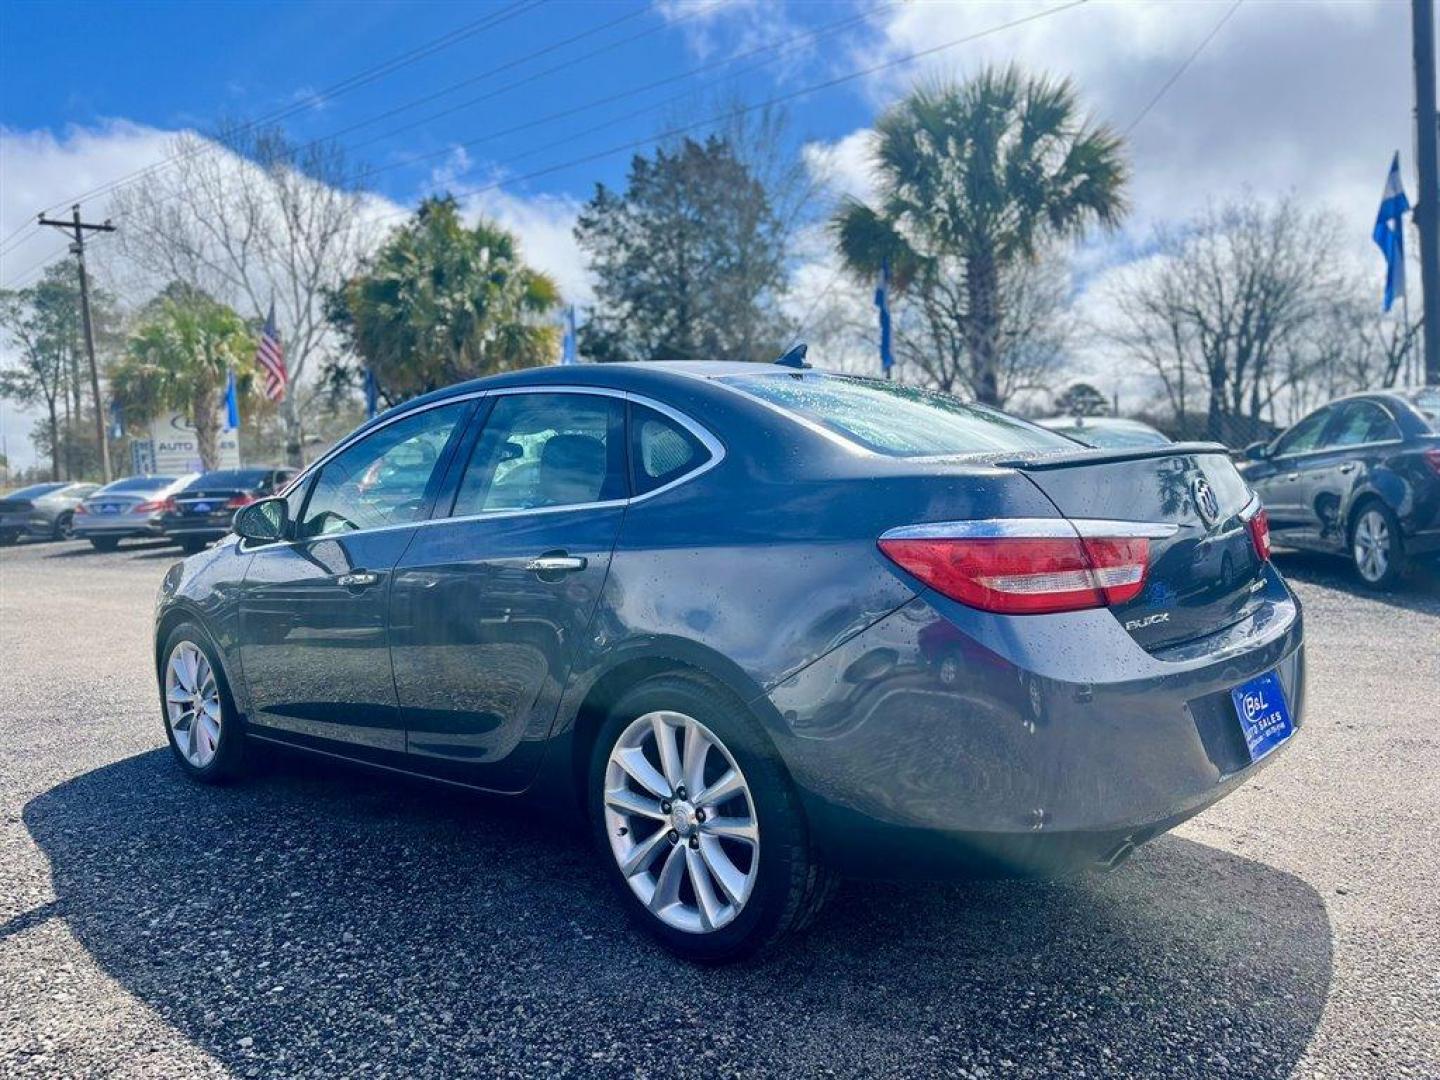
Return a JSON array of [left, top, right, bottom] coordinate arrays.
[[153, 360, 1304, 960]]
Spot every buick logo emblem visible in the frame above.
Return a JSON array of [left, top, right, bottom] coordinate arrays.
[[1191, 478, 1220, 525]]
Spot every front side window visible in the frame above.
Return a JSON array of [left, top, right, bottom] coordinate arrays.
[[452, 393, 626, 516], [299, 402, 467, 538], [723, 373, 1073, 457], [1273, 409, 1330, 457], [631, 403, 711, 495]]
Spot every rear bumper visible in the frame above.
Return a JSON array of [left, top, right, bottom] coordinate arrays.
[[161, 517, 233, 539], [73, 517, 165, 537], [763, 566, 1304, 878]]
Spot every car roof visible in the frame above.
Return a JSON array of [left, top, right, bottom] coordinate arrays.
[[357, 361, 805, 436]]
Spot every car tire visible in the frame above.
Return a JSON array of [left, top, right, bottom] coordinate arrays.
[[179, 536, 207, 555], [1350, 501, 1405, 589], [53, 512, 74, 541], [588, 670, 832, 962], [158, 622, 248, 784], [0, 530, 17, 546], [89, 536, 120, 552]]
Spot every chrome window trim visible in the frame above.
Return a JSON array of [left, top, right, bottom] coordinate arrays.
[[880, 517, 1180, 542], [265, 382, 725, 547]]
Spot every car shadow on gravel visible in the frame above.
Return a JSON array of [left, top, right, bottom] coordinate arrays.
[[22, 748, 1333, 1078], [1273, 549, 1440, 614]]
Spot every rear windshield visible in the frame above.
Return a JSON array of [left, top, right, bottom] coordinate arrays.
[[722, 373, 1074, 457], [185, 469, 270, 489], [4, 483, 66, 500], [1054, 424, 1170, 449], [95, 475, 177, 494]]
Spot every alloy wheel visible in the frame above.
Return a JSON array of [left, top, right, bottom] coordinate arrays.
[[165, 641, 223, 768], [603, 710, 760, 934], [1353, 509, 1391, 583]]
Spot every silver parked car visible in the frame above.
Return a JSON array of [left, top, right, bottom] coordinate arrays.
[[0, 481, 99, 544], [72, 474, 196, 551]]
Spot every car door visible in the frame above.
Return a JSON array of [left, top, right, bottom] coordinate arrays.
[[238, 401, 473, 755], [1254, 407, 1332, 542], [1303, 401, 1402, 549], [389, 390, 630, 792]]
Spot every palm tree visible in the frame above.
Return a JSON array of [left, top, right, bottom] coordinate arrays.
[[330, 196, 560, 401], [835, 66, 1127, 404], [110, 285, 255, 472]]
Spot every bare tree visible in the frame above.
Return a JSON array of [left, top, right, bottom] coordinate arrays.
[[1101, 196, 1344, 441], [888, 255, 1072, 403], [110, 125, 372, 465]]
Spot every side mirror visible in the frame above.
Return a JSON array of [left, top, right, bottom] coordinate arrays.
[[1243, 441, 1271, 461], [234, 496, 289, 543]]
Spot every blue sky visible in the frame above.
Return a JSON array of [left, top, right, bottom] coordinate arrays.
[[1, 0, 876, 209], [0, 0, 1423, 469]]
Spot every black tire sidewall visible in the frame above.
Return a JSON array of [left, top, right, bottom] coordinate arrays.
[[90, 537, 119, 552], [587, 671, 811, 963], [1351, 501, 1405, 589], [159, 621, 246, 783]]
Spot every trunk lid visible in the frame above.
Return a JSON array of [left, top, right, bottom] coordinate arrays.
[[1001, 443, 1266, 651]]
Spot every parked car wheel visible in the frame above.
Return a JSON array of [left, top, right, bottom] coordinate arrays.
[[159, 623, 247, 783], [0, 529, 17, 546], [1350, 502, 1405, 589], [89, 536, 120, 552], [589, 671, 831, 962], [179, 536, 207, 555], [52, 512, 75, 541]]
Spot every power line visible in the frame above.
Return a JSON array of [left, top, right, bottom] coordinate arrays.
[[31, 0, 546, 219], [378, 0, 1091, 223], [1123, 0, 1242, 136], [351, 2, 889, 186]]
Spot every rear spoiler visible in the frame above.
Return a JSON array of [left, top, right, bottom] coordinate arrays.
[[996, 441, 1230, 471]]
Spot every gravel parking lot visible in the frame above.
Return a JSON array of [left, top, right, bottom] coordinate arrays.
[[1, 538, 1437, 1079]]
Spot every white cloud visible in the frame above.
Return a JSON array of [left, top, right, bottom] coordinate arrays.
[[793, 0, 1413, 401], [0, 125, 593, 472]]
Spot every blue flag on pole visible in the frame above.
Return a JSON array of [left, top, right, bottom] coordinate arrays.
[[561, 305, 578, 365], [875, 259, 894, 377], [223, 369, 240, 431], [1373, 152, 1410, 312], [363, 367, 379, 420]]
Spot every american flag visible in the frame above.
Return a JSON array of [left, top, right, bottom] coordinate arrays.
[[256, 302, 288, 403]]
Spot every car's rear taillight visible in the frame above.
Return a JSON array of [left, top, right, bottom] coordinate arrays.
[[1245, 506, 1272, 562], [877, 531, 1152, 615], [137, 497, 175, 513], [74, 503, 89, 515], [226, 494, 256, 509], [1424, 448, 1440, 476]]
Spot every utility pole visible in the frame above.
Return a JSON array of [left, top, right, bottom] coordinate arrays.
[[38, 205, 115, 482], [1415, 0, 1440, 385]]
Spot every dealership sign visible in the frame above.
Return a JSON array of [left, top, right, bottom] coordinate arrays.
[[139, 411, 240, 474]]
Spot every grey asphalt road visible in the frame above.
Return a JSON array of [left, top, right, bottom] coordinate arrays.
[[1, 537, 1437, 1079]]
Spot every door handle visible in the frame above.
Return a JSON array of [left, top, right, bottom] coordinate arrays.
[[525, 555, 587, 574], [1338, 463, 1356, 474], [338, 570, 380, 589], [1285, 473, 1299, 481]]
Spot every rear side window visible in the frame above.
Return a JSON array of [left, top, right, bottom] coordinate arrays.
[[1327, 402, 1399, 447], [723, 373, 1073, 457], [452, 393, 627, 515], [630, 403, 710, 495]]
